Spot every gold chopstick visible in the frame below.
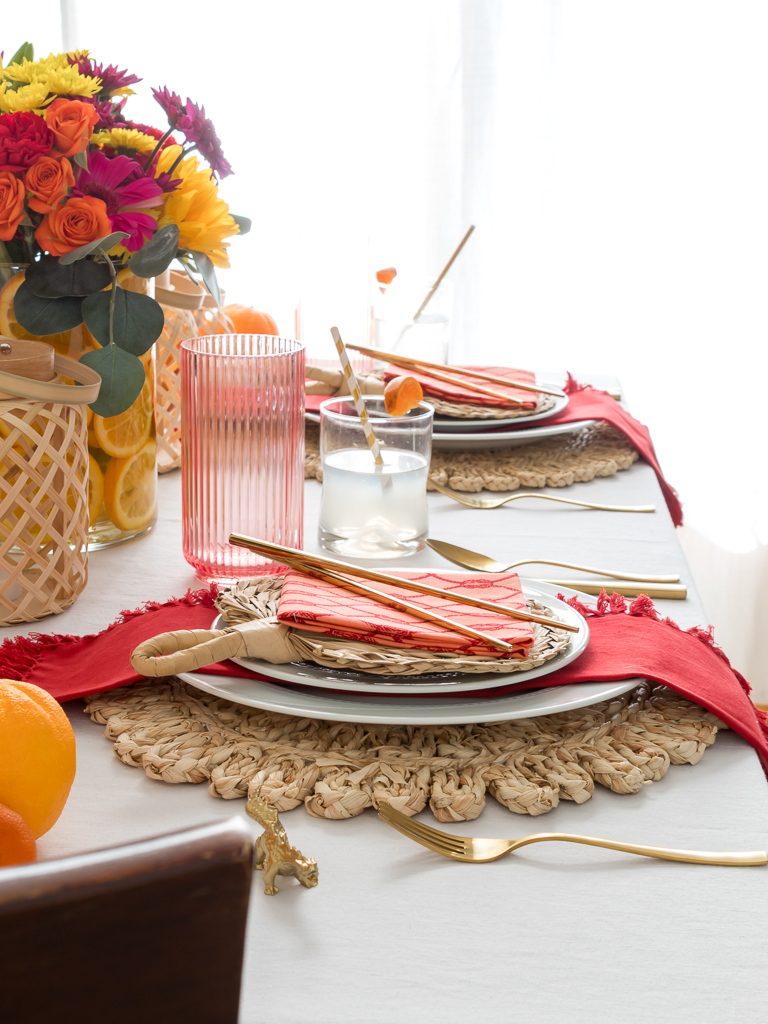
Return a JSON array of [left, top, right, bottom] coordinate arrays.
[[347, 342, 566, 399], [290, 563, 519, 654], [412, 225, 475, 321], [540, 579, 688, 600], [228, 535, 580, 634]]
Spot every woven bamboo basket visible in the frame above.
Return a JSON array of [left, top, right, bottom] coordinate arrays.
[[155, 271, 206, 474], [0, 338, 101, 624]]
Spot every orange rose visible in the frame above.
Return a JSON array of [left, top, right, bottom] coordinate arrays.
[[0, 169, 25, 241], [44, 99, 99, 158], [25, 155, 75, 215], [35, 196, 112, 256]]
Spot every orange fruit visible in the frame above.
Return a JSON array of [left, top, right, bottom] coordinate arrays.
[[383, 375, 424, 416], [103, 438, 157, 531], [0, 271, 78, 349], [92, 377, 153, 458], [0, 679, 76, 839], [376, 266, 397, 286], [218, 304, 279, 336], [0, 802, 37, 866]]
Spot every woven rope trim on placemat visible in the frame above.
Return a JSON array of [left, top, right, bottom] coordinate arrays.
[[214, 577, 571, 675], [305, 421, 639, 491], [84, 680, 726, 822], [429, 392, 557, 419]]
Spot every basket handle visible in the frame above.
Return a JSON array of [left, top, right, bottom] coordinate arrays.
[[0, 353, 101, 405]]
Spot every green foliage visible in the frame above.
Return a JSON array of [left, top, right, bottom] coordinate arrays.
[[231, 215, 251, 235], [25, 256, 111, 298], [79, 345, 146, 418], [58, 232, 129, 265], [189, 250, 220, 308], [13, 282, 84, 334], [82, 286, 164, 356], [128, 223, 180, 278], [8, 43, 33, 65]]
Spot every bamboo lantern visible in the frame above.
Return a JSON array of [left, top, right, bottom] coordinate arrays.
[[155, 270, 205, 473], [0, 337, 101, 624]]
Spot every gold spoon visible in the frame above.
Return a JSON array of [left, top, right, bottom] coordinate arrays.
[[426, 538, 680, 584], [430, 478, 655, 513]]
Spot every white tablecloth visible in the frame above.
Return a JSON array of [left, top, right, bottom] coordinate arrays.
[[12, 458, 768, 1024]]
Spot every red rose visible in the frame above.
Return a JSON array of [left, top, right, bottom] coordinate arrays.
[[0, 112, 53, 171]]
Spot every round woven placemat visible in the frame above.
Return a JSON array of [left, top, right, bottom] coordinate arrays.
[[305, 421, 638, 492], [85, 679, 725, 822]]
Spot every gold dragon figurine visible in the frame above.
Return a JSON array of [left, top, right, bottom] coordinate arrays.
[[245, 789, 319, 896]]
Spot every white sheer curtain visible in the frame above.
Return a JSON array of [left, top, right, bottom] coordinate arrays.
[[13, 1, 768, 694]]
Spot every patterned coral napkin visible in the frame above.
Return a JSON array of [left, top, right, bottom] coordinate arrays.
[[383, 364, 539, 409], [276, 569, 535, 657]]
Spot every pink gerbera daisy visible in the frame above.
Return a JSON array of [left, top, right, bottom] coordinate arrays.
[[72, 151, 164, 251]]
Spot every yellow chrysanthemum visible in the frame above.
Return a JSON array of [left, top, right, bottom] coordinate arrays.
[[0, 80, 51, 113], [93, 128, 156, 153], [155, 146, 239, 268], [3, 53, 101, 99]]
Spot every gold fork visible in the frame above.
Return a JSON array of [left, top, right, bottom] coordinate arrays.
[[378, 803, 767, 867], [430, 478, 655, 513]]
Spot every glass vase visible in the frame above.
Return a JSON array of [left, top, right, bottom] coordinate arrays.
[[0, 263, 158, 549], [180, 334, 305, 582]]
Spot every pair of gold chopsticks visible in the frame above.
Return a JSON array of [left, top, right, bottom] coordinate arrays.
[[229, 535, 580, 655], [346, 342, 566, 405]]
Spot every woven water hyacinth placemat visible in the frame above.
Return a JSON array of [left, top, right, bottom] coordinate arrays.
[[305, 421, 639, 492], [85, 680, 725, 822]]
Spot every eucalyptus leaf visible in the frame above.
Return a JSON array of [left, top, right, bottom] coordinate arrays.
[[231, 215, 251, 236], [80, 345, 146, 418], [8, 42, 33, 65], [58, 231, 129, 265], [128, 223, 180, 278], [25, 256, 112, 298], [14, 282, 84, 335], [190, 250, 220, 308], [82, 287, 165, 355]]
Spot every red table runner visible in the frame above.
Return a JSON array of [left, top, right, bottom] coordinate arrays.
[[2, 588, 766, 775]]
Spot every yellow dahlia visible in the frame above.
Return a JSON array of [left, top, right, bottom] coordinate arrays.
[[154, 145, 239, 268], [93, 128, 156, 154]]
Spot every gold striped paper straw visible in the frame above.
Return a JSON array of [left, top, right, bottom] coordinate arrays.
[[330, 326, 384, 467]]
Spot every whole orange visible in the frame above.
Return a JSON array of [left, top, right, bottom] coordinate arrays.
[[0, 680, 76, 839], [0, 802, 37, 866], [221, 304, 279, 336]]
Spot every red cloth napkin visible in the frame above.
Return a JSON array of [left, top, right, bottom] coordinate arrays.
[[2, 588, 766, 776], [276, 569, 534, 657], [382, 364, 539, 409]]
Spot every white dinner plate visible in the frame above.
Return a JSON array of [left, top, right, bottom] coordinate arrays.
[[178, 672, 642, 726], [215, 578, 589, 695], [430, 418, 597, 451]]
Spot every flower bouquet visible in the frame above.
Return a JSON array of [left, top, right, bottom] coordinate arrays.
[[0, 41, 247, 544]]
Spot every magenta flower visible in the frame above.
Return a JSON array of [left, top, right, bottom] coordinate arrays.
[[72, 151, 164, 251], [68, 55, 141, 96], [152, 87, 185, 127], [152, 87, 233, 179]]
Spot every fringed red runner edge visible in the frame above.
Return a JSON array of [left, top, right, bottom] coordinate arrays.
[[0, 586, 218, 683], [559, 589, 768, 748]]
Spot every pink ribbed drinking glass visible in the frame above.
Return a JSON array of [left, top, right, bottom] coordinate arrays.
[[181, 334, 305, 581]]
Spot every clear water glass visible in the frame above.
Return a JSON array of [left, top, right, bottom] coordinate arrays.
[[181, 334, 305, 582], [373, 278, 453, 363], [319, 396, 433, 559]]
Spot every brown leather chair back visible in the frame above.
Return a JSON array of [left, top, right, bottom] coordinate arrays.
[[0, 817, 254, 1024]]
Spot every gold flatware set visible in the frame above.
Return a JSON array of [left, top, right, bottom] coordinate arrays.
[[426, 538, 688, 600], [429, 479, 655, 513]]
